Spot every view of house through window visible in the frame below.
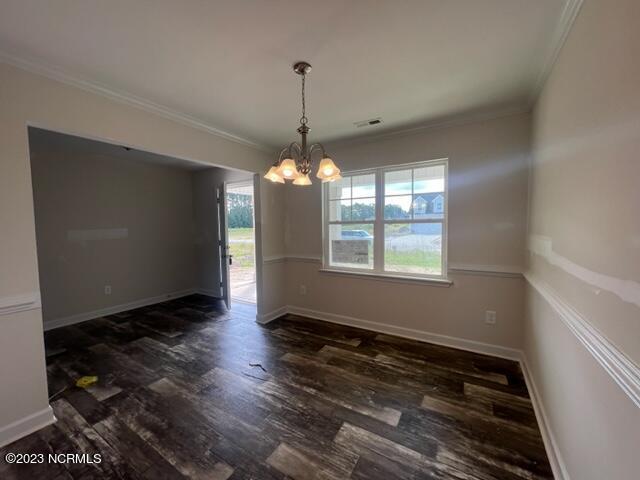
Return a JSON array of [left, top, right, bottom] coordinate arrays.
[[324, 160, 447, 278], [226, 182, 256, 303]]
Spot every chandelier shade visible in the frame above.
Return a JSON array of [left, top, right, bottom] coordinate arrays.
[[276, 158, 299, 179], [264, 62, 341, 187], [293, 173, 313, 186], [264, 165, 285, 183], [316, 157, 341, 181]]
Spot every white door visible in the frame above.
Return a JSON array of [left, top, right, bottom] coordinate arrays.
[[217, 183, 231, 309]]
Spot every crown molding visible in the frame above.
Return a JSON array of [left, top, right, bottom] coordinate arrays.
[[324, 105, 531, 149], [0, 51, 271, 152], [0, 1, 583, 153], [530, 0, 584, 102]]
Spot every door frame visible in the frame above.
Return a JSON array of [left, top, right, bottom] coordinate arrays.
[[221, 178, 258, 307], [217, 182, 231, 309]]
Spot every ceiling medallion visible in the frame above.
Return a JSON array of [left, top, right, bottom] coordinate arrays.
[[264, 62, 341, 186]]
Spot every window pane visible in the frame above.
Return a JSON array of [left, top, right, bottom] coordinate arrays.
[[329, 177, 351, 200], [329, 199, 351, 221], [351, 197, 375, 221], [352, 173, 376, 198], [384, 222, 442, 275], [329, 224, 374, 269], [384, 169, 412, 196], [384, 195, 412, 219], [414, 165, 445, 194]]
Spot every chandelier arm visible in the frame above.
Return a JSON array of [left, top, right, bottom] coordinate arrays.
[[276, 147, 289, 164], [288, 142, 302, 159], [308, 143, 327, 159]]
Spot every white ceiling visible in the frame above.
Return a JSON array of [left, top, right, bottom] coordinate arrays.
[[0, 1, 572, 149]]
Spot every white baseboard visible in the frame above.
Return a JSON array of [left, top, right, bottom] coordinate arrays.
[[195, 288, 222, 299], [43, 288, 198, 331], [519, 354, 570, 480], [286, 305, 522, 361], [259, 304, 521, 360], [256, 306, 288, 324], [0, 406, 56, 448]]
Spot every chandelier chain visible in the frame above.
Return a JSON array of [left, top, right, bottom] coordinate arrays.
[[263, 61, 340, 186], [300, 74, 308, 125]]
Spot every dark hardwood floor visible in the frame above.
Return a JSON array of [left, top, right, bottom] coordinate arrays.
[[0, 295, 552, 479]]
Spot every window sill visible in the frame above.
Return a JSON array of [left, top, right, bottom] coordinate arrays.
[[318, 268, 453, 287]]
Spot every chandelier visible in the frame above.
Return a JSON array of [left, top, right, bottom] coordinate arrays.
[[264, 62, 341, 186]]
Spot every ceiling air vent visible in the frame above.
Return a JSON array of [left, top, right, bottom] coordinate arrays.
[[354, 117, 382, 128]]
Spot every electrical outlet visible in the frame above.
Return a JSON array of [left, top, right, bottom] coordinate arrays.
[[299, 285, 307, 295], [485, 310, 496, 324], [104, 285, 112, 295]]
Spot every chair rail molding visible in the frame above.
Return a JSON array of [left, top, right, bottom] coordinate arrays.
[[262, 255, 287, 264], [448, 263, 523, 278], [263, 255, 322, 264], [525, 272, 640, 409], [0, 292, 42, 316]]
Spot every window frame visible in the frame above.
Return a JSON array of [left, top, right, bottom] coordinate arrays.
[[322, 158, 449, 281]]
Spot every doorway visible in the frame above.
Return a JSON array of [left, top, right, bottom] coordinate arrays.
[[225, 181, 257, 305]]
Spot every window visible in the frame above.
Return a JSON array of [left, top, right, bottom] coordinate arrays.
[[323, 159, 447, 279], [326, 173, 376, 269]]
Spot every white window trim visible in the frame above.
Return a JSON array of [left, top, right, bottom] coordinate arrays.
[[322, 158, 449, 283]]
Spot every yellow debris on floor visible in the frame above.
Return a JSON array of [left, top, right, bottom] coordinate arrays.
[[75, 375, 98, 388]]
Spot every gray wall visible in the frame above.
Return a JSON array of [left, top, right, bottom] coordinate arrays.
[[30, 130, 199, 325], [526, 0, 640, 478], [30, 129, 259, 326], [283, 112, 531, 350]]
